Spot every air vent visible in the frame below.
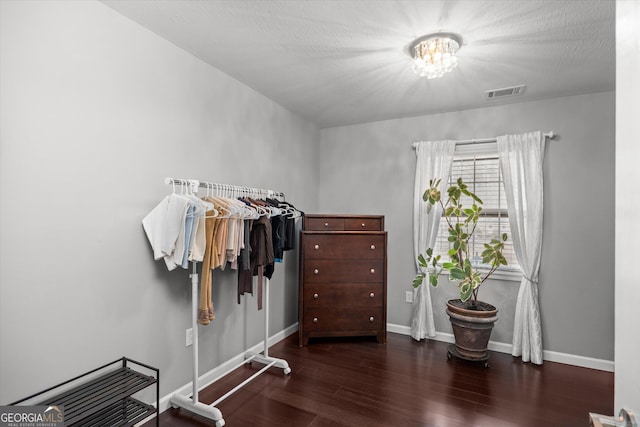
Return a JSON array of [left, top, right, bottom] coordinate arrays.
[[485, 85, 526, 100]]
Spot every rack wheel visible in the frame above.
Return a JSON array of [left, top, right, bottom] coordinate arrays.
[[447, 351, 452, 360], [215, 419, 225, 427], [484, 361, 490, 369], [284, 367, 292, 375]]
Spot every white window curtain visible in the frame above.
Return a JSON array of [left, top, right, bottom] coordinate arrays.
[[411, 140, 455, 340], [497, 131, 546, 364]]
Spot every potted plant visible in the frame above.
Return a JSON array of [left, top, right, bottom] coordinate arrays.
[[413, 177, 508, 366]]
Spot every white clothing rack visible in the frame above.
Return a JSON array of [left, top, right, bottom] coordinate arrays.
[[164, 177, 285, 200], [411, 131, 555, 148], [165, 177, 291, 427]]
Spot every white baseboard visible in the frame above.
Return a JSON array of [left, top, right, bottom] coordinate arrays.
[[542, 349, 614, 372], [157, 322, 299, 414], [387, 323, 614, 372]]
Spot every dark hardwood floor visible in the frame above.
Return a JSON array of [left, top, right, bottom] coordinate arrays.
[[152, 332, 613, 427]]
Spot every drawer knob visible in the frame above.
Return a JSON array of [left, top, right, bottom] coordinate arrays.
[[370, 268, 375, 274], [369, 316, 375, 322], [314, 244, 319, 250], [313, 317, 319, 323], [314, 269, 319, 275], [370, 244, 376, 250], [324, 222, 329, 227], [313, 293, 319, 299], [361, 223, 366, 227], [369, 292, 375, 298]]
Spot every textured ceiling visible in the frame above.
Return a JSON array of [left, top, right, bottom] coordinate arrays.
[[101, 0, 615, 128]]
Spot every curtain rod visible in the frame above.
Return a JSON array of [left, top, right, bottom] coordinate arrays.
[[412, 131, 554, 149], [164, 177, 285, 199]]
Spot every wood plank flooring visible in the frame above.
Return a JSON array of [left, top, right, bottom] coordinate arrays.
[[152, 332, 613, 427]]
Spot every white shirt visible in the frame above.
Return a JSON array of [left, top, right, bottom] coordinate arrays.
[[142, 194, 190, 268]]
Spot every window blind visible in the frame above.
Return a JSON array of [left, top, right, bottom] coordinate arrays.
[[434, 155, 520, 271]]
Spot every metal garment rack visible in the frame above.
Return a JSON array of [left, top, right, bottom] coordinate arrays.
[[164, 177, 291, 427]]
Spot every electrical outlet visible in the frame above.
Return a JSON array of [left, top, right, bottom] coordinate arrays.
[[405, 291, 413, 303], [185, 328, 193, 347]]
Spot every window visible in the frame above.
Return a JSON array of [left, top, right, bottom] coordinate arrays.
[[433, 153, 521, 273]]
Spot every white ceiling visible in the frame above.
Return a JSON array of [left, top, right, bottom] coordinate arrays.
[[101, 0, 615, 129]]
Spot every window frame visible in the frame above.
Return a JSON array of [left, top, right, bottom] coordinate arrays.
[[435, 142, 523, 282]]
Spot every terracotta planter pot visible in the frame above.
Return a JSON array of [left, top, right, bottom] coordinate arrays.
[[446, 299, 498, 364]]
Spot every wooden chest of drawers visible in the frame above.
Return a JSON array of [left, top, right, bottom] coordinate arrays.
[[299, 214, 387, 346]]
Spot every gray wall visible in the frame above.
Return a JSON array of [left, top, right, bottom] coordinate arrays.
[[319, 91, 615, 361], [0, 1, 319, 404]]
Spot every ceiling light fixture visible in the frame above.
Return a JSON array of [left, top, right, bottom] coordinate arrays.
[[409, 33, 462, 79]]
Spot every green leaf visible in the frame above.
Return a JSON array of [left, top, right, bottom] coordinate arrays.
[[413, 274, 425, 288], [459, 281, 473, 302], [442, 262, 456, 269], [417, 254, 428, 268], [502, 233, 508, 241], [423, 187, 441, 204], [471, 193, 483, 204], [449, 267, 466, 280], [429, 275, 439, 287]]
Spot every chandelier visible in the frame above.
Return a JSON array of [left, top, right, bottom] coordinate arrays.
[[409, 33, 461, 79]]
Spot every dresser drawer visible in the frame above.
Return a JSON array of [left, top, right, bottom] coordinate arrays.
[[303, 307, 383, 333], [344, 217, 383, 231], [304, 215, 384, 231], [303, 283, 383, 307], [305, 217, 344, 231], [304, 259, 384, 283], [303, 233, 385, 259]]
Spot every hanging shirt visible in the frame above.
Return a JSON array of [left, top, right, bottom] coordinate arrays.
[[142, 193, 190, 267], [180, 202, 201, 269], [271, 213, 285, 263], [251, 215, 274, 310], [189, 214, 206, 262], [237, 219, 253, 304]]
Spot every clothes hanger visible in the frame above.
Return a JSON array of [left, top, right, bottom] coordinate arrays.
[[210, 184, 236, 219], [201, 183, 218, 218]]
